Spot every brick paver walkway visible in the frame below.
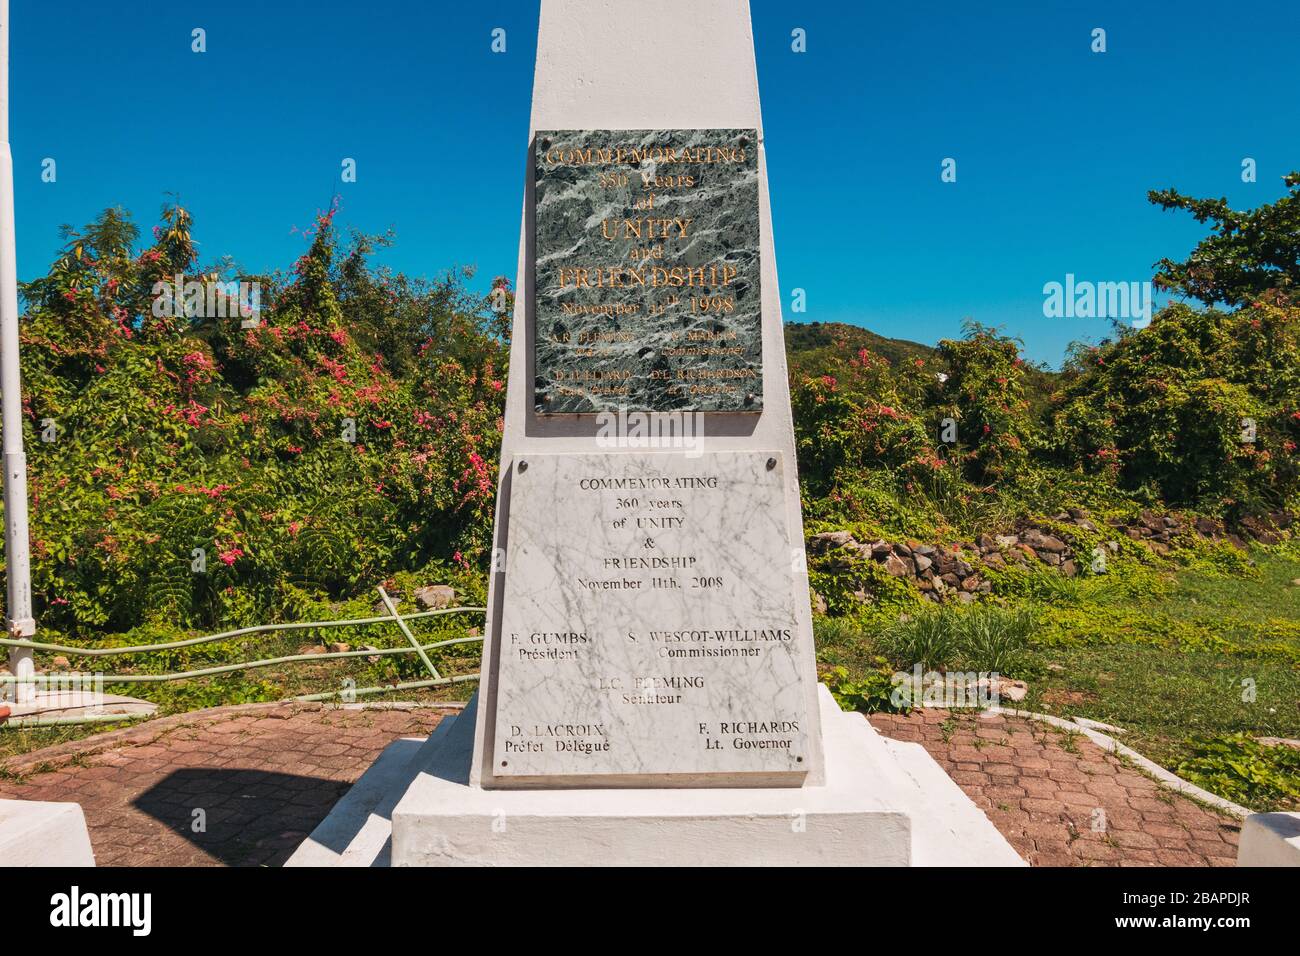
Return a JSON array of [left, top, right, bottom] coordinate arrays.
[[0, 702, 457, 866], [869, 709, 1241, 866], [2, 701, 1240, 865]]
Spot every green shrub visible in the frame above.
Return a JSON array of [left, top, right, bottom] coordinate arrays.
[[958, 605, 1035, 675], [935, 322, 1041, 485], [812, 616, 865, 653], [824, 663, 906, 714], [878, 604, 1035, 677], [18, 205, 507, 638], [880, 610, 961, 672], [1050, 299, 1300, 514], [1175, 733, 1300, 812]]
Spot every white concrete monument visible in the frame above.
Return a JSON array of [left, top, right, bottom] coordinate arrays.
[[291, 0, 1023, 867]]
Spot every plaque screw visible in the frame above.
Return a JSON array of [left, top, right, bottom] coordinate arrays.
[[540, 136, 551, 149], [745, 393, 756, 405], [766, 457, 777, 471], [518, 460, 528, 473], [739, 135, 750, 147]]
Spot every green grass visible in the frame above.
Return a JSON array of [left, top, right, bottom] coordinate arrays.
[[1021, 546, 1300, 809], [815, 544, 1300, 811]]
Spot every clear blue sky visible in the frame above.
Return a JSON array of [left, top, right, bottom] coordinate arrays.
[[11, 0, 1298, 367]]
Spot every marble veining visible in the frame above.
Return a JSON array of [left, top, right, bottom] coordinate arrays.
[[491, 452, 811, 783], [533, 129, 762, 414]]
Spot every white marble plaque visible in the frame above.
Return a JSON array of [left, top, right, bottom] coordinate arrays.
[[489, 451, 811, 786]]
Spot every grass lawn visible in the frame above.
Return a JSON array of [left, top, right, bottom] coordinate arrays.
[[816, 542, 1300, 812], [1023, 546, 1300, 810]]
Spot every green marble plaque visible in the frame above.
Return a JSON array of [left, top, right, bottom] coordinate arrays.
[[533, 129, 762, 414]]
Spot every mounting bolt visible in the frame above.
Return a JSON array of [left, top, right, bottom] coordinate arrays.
[[518, 460, 528, 473], [766, 457, 777, 471]]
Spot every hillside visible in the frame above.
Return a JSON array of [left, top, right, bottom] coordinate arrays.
[[785, 319, 1060, 415], [784, 320, 934, 369]]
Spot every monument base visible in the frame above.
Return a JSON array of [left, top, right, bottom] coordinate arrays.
[[0, 799, 96, 867], [289, 686, 1024, 867], [1237, 812, 1300, 866]]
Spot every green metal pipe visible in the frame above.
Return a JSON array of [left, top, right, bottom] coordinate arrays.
[[0, 712, 151, 729], [0, 635, 483, 684], [294, 673, 479, 702], [378, 586, 441, 680], [0, 606, 487, 657], [0, 675, 482, 728]]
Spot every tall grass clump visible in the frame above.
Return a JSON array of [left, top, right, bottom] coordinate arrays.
[[880, 604, 1035, 676]]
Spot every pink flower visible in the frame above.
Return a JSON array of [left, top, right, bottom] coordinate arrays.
[[179, 401, 208, 427]]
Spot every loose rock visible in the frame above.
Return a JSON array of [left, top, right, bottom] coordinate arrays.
[[414, 584, 456, 610]]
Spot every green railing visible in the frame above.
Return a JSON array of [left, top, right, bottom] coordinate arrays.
[[0, 587, 486, 727]]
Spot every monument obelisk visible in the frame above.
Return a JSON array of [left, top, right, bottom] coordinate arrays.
[[291, 0, 1024, 867], [464, 0, 825, 791]]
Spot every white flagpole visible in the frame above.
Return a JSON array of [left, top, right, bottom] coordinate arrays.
[[0, 0, 37, 703]]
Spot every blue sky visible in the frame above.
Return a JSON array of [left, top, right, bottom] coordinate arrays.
[[11, 0, 1298, 367]]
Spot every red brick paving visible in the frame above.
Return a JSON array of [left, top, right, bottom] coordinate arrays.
[[869, 709, 1241, 866], [1, 701, 1240, 866], [0, 702, 457, 866]]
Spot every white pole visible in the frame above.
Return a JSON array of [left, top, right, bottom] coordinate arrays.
[[0, 0, 36, 704]]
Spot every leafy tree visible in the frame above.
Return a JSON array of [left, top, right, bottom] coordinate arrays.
[[934, 323, 1040, 486], [790, 341, 938, 498], [1149, 171, 1300, 306], [1050, 300, 1300, 512]]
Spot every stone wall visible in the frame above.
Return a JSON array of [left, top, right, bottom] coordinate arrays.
[[808, 508, 1294, 607]]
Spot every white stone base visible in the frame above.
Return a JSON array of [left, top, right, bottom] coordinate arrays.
[[286, 733, 440, 867], [1237, 812, 1300, 866], [291, 686, 1024, 866], [3, 690, 157, 720], [0, 799, 95, 866]]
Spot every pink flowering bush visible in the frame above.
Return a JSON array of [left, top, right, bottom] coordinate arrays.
[[17, 205, 508, 634]]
